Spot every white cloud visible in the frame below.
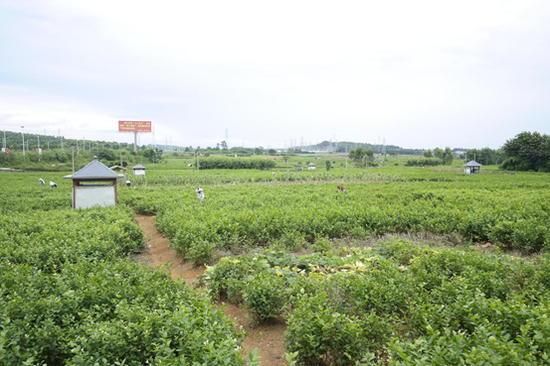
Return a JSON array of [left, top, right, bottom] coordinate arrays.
[[1, 0, 549, 149]]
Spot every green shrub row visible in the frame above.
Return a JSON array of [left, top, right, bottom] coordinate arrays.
[[202, 241, 550, 365], [0, 207, 144, 272], [150, 183, 550, 264], [405, 158, 443, 167], [197, 157, 276, 170], [123, 169, 403, 188], [0, 261, 245, 365], [0, 173, 251, 365]]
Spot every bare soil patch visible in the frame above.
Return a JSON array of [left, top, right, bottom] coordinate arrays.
[[135, 214, 204, 283], [135, 214, 287, 365], [223, 302, 287, 365]]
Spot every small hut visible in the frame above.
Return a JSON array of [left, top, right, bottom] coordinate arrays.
[[308, 163, 316, 170], [110, 165, 127, 177], [110, 165, 127, 173], [133, 164, 146, 176], [64, 156, 124, 209], [463, 160, 482, 175]]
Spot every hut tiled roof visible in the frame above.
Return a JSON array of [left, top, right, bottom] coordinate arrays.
[[463, 160, 482, 167], [64, 157, 124, 180], [133, 164, 146, 170], [110, 165, 127, 171]]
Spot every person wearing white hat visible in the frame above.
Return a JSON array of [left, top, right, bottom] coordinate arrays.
[[196, 187, 204, 201]]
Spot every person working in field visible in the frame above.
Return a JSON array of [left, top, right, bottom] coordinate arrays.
[[50, 181, 58, 189], [337, 185, 346, 192], [196, 187, 205, 201], [39, 178, 45, 185]]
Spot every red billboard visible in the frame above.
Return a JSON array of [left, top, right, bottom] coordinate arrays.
[[118, 121, 152, 132]]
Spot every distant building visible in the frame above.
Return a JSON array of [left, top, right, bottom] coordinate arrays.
[[308, 163, 316, 170], [110, 165, 127, 175], [463, 160, 482, 175], [110, 165, 126, 171], [133, 164, 146, 176], [64, 156, 124, 209]]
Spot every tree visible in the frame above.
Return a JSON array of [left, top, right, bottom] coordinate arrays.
[[423, 150, 433, 158], [220, 141, 228, 150], [141, 148, 164, 163], [325, 160, 331, 171], [502, 131, 550, 171], [442, 147, 454, 165], [433, 148, 444, 160], [349, 147, 374, 168], [97, 149, 117, 163], [466, 148, 505, 165]]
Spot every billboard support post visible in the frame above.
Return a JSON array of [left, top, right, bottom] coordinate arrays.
[[118, 121, 152, 153]]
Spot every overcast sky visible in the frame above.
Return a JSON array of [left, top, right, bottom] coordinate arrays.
[[1, 0, 549, 150]]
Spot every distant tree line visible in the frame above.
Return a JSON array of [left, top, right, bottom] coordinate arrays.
[[177, 144, 279, 157], [0, 131, 163, 168], [197, 157, 276, 170], [336, 141, 424, 155], [501, 131, 550, 172], [298, 140, 424, 155], [465, 148, 506, 166], [422, 147, 454, 165], [1, 131, 134, 151]]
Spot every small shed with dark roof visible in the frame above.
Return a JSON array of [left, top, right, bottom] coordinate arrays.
[[133, 164, 146, 176], [463, 160, 482, 175], [64, 156, 124, 209], [110, 165, 127, 173]]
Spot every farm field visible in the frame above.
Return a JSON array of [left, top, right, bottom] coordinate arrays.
[[0, 172, 251, 365], [1, 161, 550, 365]]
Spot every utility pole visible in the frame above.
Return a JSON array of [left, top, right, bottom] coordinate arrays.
[[21, 126, 25, 159], [196, 150, 200, 170], [58, 130, 64, 152], [71, 147, 75, 173], [345, 145, 348, 170]]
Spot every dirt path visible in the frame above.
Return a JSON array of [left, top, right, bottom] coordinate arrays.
[[135, 214, 287, 366]]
